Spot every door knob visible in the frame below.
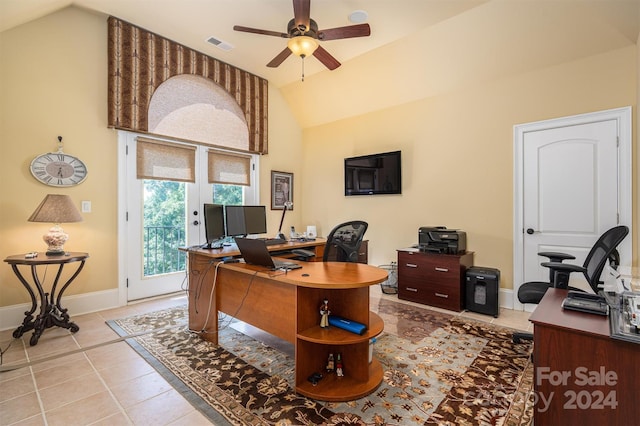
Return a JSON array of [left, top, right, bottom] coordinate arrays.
[[193, 220, 200, 225], [526, 228, 535, 235]]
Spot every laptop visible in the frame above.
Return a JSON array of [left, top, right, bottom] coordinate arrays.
[[234, 237, 302, 270]]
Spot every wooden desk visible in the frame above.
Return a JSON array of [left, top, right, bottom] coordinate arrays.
[[184, 244, 387, 402], [529, 288, 640, 424]]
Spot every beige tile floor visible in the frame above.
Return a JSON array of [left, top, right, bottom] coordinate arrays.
[[0, 287, 532, 425]]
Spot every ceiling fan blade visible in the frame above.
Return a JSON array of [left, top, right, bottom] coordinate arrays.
[[313, 45, 341, 70], [233, 25, 288, 38], [293, 0, 311, 32], [318, 23, 371, 41], [267, 47, 293, 68]]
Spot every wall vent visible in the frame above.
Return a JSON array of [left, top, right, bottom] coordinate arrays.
[[206, 36, 234, 51]]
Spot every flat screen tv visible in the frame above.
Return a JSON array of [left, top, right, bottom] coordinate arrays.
[[344, 150, 401, 196]]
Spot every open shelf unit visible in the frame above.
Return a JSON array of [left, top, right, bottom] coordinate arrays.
[[295, 286, 384, 401]]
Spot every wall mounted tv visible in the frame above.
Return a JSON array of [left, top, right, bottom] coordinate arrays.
[[344, 150, 402, 196]]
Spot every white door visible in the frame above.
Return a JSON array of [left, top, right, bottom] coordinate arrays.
[[122, 134, 201, 301], [514, 107, 632, 310]]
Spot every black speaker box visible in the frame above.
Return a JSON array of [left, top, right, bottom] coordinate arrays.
[[465, 267, 500, 317]]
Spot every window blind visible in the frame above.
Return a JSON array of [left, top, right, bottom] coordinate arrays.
[[136, 138, 196, 182], [208, 151, 251, 186]]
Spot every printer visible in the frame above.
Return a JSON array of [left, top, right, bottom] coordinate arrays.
[[419, 226, 467, 254]]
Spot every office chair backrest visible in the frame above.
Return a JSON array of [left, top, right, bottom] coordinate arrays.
[[582, 225, 628, 292], [323, 220, 368, 262]]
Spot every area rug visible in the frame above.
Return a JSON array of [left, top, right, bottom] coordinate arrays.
[[107, 298, 533, 425]]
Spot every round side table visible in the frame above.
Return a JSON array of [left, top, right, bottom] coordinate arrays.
[[4, 252, 89, 346]]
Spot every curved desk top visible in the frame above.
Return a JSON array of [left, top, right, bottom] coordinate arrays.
[[221, 260, 388, 289]]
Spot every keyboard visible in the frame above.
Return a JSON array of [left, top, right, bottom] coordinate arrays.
[[263, 238, 286, 246], [561, 291, 609, 316]]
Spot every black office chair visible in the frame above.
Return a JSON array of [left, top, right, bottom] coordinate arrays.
[[322, 220, 368, 262], [293, 220, 368, 263], [513, 225, 628, 343]]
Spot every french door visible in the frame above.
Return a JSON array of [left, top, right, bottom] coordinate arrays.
[[119, 132, 258, 301]]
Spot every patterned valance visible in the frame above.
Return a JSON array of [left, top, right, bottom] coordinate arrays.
[[107, 17, 268, 154]]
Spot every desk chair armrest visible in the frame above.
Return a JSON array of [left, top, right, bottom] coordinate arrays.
[[538, 252, 576, 282], [541, 262, 585, 289], [538, 252, 576, 262], [540, 262, 585, 273]]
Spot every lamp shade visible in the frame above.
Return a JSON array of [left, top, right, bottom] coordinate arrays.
[[28, 194, 83, 224], [287, 36, 318, 58], [28, 194, 83, 255]]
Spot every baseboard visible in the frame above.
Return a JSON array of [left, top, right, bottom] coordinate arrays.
[[499, 288, 515, 310], [0, 288, 120, 332]]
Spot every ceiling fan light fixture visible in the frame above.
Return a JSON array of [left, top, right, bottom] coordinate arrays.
[[287, 36, 318, 58]]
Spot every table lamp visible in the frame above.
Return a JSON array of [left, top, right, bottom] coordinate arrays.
[[275, 201, 293, 240], [28, 194, 83, 255]]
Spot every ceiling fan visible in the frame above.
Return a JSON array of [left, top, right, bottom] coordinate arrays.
[[233, 0, 371, 71]]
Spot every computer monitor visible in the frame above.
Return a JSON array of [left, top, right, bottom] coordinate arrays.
[[203, 203, 225, 249], [224, 205, 267, 237], [243, 206, 267, 235], [225, 205, 245, 237]]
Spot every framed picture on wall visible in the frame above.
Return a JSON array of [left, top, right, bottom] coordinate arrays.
[[271, 171, 293, 210]]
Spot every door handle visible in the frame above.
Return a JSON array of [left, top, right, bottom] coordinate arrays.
[[526, 228, 535, 235], [193, 220, 200, 225]]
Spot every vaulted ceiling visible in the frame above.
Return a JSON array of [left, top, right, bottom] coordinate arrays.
[[1, 0, 638, 127]]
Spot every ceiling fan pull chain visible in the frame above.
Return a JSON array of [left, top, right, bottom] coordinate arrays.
[[301, 55, 305, 82]]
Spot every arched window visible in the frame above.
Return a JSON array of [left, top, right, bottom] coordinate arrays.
[[108, 17, 268, 154], [148, 75, 249, 151]]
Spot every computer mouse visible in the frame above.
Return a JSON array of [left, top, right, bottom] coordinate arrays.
[[301, 273, 310, 277]]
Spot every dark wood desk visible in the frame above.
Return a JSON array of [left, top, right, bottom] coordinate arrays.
[[4, 252, 88, 345], [529, 288, 640, 424], [184, 242, 388, 402]]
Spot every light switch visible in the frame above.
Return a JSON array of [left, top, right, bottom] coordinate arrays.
[[81, 200, 91, 213]]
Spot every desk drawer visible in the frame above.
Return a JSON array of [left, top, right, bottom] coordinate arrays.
[[398, 280, 461, 311], [398, 252, 460, 279], [398, 262, 460, 286]]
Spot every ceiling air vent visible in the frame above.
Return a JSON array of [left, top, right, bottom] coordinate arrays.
[[206, 36, 234, 51]]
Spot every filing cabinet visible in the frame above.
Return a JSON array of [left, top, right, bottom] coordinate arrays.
[[397, 249, 474, 311]]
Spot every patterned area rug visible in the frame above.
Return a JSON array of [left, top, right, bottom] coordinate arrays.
[[108, 299, 533, 425]]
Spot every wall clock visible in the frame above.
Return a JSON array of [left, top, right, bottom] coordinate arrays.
[[29, 136, 88, 187]]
